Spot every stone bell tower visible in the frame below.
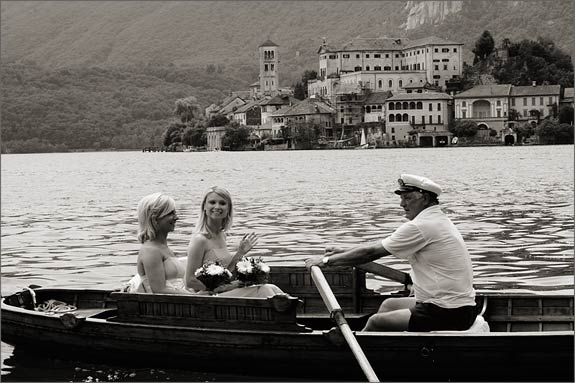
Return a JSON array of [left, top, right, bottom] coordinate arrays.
[[259, 39, 279, 96]]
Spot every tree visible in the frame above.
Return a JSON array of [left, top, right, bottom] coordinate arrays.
[[291, 121, 321, 149], [449, 120, 479, 137], [162, 122, 185, 147], [508, 108, 520, 121], [174, 96, 202, 123], [536, 120, 574, 144], [182, 122, 207, 147], [558, 104, 574, 125], [493, 37, 574, 87], [515, 122, 536, 143], [208, 114, 229, 127], [472, 30, 495, 63], [293, 70, 318, 100], [222, 122, 250, 150]]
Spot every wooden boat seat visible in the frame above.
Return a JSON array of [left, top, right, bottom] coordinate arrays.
[[269, 266, 382, 315], [108, 292, 312, 332]]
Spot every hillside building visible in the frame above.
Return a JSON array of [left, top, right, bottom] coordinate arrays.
[[308, 36, 463, 103], [453, 84, 562, 144], [259, 39, 280, 97], [386, 91, 453, 147]]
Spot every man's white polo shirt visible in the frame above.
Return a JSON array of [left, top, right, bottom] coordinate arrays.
[[381, 205, 476, 308]]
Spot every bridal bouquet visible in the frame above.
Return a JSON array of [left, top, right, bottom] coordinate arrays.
[[194, 261, 232, 291], [236, 257, 271, 285]]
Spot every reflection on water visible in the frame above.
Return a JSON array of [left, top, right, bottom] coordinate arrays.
[[1, 146, 573, 381]]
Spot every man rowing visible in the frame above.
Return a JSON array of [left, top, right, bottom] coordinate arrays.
[[305, 174, 476, 332]]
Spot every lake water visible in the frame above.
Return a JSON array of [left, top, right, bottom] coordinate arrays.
[[1, 146, 573, 381]]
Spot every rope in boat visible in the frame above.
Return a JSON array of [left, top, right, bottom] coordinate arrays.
[[36, 299, 77, 313]]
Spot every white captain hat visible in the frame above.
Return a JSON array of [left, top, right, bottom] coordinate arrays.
[[394, 174, 442, 196]]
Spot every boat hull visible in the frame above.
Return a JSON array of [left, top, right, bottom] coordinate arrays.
[[2, 290, 573, 381]]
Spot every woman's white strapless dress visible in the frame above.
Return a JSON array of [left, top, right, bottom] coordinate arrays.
[[124, 256, 187, 293]]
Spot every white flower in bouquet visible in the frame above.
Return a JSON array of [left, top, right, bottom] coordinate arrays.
[[194, 261, 232, 291], [236, 257, 271, 285]]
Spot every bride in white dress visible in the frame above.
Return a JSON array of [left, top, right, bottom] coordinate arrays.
[[185, 186, 284, 297], [124, 192, 192, 295]]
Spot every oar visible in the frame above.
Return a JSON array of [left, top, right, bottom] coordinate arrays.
[[356, 262, 412, 287], [310, 266, 380, 382]]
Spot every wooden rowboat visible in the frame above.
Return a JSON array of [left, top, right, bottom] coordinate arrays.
[[2, 265, 573, 381]]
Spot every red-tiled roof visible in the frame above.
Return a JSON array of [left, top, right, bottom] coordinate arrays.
[[454, 85, 512, 98], [259, 39, 278, 48], [510, 85, 561, 96]]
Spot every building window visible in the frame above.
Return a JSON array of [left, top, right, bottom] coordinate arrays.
[[435, 65, 439, 70], [395, 66, 399, 70], [539, 97, 543, 105], [497, 110, 501, 117], [496, 100, 501, 106], [402, 101, 409, 109], [438, 115, 441, 124], [409, 101, 416, 109], [389, 80, 393, 88], [343, 54, 350, 59], [511, 98, 515, 106], [264, 64, 268, 71], [389, 102, 394, 110], [523, 98, 527, 106], [396, 113, 402, 121], [385, 54, 389, 58], [271, 64, 274, 71], [366, 66, 370, 71], [389, 115, 395, 122], [366, 54, 370, 58], [462, 101, 467, 107], [411, 116, 415, 124], [443, 65, 448, 70], [399, 80, 403, 88], [454, 48, 457, 52], [532, 97, 536, 106], [417, 102, 423, 109], [395, 102, 401, 109], [429, 103, 433, 111], [548, 96, 553, 105], [437, 103, 441, 111], [422, 116, 425, 124], [391, 127, 395, 133], [403, 114, 409, 122], [462, 110, 467, 118], [378, 79, 383, 88], [374, 54, 381, 58], [355, 66, 362, 71], [356, 54, 360, 59], [375, 66, 381, 71], [429, 115, 432, 124], [434, 48, 438, 53]]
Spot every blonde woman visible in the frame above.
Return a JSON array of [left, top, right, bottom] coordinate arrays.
[[185, 186, 283, 297], [125, 192, 191, 294]]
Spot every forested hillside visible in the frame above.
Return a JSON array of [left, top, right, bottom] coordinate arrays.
[[1, 0, 573, 152]]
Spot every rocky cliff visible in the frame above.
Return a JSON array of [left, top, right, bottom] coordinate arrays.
[[403, 1, 463, 30]]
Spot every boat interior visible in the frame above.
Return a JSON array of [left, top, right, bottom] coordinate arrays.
[[3, 266, 574, 333]]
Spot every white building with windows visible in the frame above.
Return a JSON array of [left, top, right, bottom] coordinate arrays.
[[386, 91, 453, 147], [308, 36, 463, 103]]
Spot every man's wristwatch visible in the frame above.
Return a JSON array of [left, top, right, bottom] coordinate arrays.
[[322, 256, 330, 266]]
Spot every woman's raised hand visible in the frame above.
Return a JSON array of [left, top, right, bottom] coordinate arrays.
[[238, 232, 258, 255]]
